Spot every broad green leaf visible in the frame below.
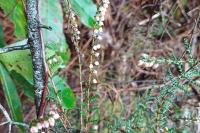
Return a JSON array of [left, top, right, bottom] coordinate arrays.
[[0, 40, 66, 84], [0, 40, 33, 84], [0, 0, 26, 38], [10, 71, 34, 100], [0, 63, 24, 131], [39, 0, 68, 52], [70, 0, 98, 28], [58, 88, 76, 109], [48, 75, 76, 109]]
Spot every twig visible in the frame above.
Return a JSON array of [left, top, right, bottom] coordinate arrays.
[[0, 44, 29, 54], [138, 5, 200, 26], [0, 103, 29, 133]]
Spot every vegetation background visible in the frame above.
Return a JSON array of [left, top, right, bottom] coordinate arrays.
[[0, 0, 200, 132]]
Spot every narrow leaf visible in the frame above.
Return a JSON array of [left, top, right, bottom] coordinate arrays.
[[0, 63, 24, 131]]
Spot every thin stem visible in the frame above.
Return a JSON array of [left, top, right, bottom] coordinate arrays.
[[12, 121, 29, 128], [86, 37, 95, 131], [0, 44, 29, 54], [0, 103, 11, 121], [0, 103, 29, 132], [0, 121, 9, 126], [79, 55, 83, 130]]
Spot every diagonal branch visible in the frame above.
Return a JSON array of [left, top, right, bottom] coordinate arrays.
[[26, 0, 48, 118]]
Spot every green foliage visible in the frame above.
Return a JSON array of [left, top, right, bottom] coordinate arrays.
[[0, 40, 34, 83], [58, 88, 76, 109], [39, 0, 68, 52], [70, 0, 98, 28], [0, 0, 26, 38], [10, 71, 34, 100], [0, 63, 24, 131], [105, 38, 200, 132], [48, 75, 76, 109]]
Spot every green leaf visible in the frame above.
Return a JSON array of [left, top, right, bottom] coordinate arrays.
[[10, 71, 34, 100], [0, 63, 24, 131], [39, 0, 68, 52], [0, 40, 33, 84], [70, 0, 98, 28], [58, 88, 76, 109], [39, 0, 70, 65], [0, 0, 26, 38], [0, 40, 66, 84], [48, 75, 76, 109]]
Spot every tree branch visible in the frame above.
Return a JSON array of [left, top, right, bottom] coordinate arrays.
[[0, 45, 29, 54], [26, 0, 48, 118]]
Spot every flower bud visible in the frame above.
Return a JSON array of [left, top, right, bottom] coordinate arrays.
[[94, 61, 99, 66], [30, 126, 38, 133], [53, 113, 60, 120], [36, 122, 43, 130], [49, 111, 56, 115], [93, 79, 98, 84], [48, 118, 55, 127], [43, 121, 49, 128]]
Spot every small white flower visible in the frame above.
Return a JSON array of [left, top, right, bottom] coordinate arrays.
[[48, 60, 52, 65], [37, 122, 43, 130], [53, 58, 57, 63], [141, 53, 149, 58], [94, 61, 99, 66], [53, 113, 60, 120], [94, 29, 99, 35], [48, 118, 55, 127], [49, 111, 56, 115], [153, 64, 159, 69], [147, 62, 154, 67], [138, 60, 144, 66], [95, 52, 100, 57], [99, 7, 106, 13], [43, 121, 49, 128], [76, 36, 80, 40], [98, 27, 103, 32], [145, 62, 153, 68], [92, 125, 98, 130], [74, 23, 78, 28], [30, 126, 38, 133], [76, 30, 80, 34], [97, 36, 103, 40], [93, 79, 98, 84], [104, 3, 109, 9], [99, 21, 104, 26], [93, 45, 98, 51], [89, 64, 94, 69], [96, 44, 101, 49], [95, 15, 100, 21]]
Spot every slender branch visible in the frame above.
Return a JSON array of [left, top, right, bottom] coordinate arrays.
[[0, 44, 29, 54], [0, 103, 29, 133], [26, 0, 48, 117]]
